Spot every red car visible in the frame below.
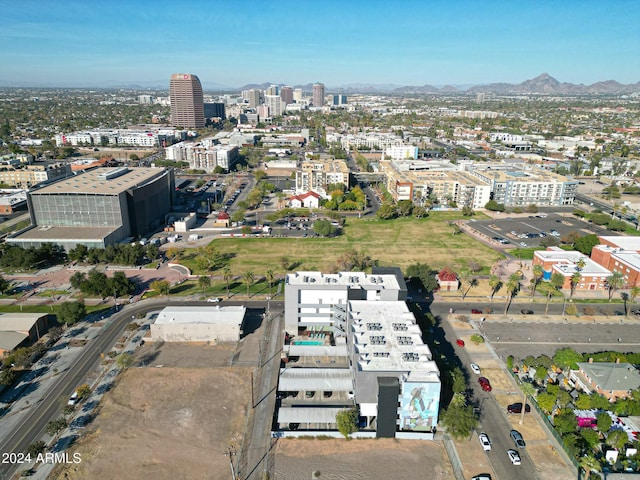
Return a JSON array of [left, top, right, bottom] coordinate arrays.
[[478, 377, 492, 392], [456, 339, 465, 347], [471, 309, 482, 314]]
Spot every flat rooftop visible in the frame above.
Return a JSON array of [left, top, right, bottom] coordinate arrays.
[[156, 306, 246, 326], [599, 236, 640, 252], [349, 301, 438, 375], [287, 271, 401, 290], [31, 167, 165, 196], [10, 225, 117, 241]]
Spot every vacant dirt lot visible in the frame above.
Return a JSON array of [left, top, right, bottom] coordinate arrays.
[[273, 438, 452, 480], [53, 342, 251, 480]]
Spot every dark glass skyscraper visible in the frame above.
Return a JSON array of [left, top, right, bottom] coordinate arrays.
[[170, 73, 205, 128]]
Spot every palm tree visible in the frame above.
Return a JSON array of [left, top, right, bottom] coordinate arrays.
[[519, 383, 536, 426], [489, 275, 502, 302], [630, 285, 640, 306], [579, 454, 601, 480], [463, 278, 478, 300], [530, 264, 543, 301], [503, 274, 521, 315], [545, 273, 566, 315], [569, 270, 581, 300], [265, 269, 275, 297], [244, 271, 255, 298], [608, 271, 624, 301], [198, 275, 211, 293], [622, 292, 630, 317], [222, 266, 232, 298]]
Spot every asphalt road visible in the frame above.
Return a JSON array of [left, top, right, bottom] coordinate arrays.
[[430, 301, 538, 480], [0, 298, 200, 478]]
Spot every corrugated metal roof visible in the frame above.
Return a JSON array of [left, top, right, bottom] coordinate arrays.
[[278, 368, 353, 391]]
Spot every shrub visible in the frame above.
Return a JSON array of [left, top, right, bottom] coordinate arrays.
[[470, 334, 485, 345]]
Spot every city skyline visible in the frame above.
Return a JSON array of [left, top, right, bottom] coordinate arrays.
[[1, 0, 639, 89]]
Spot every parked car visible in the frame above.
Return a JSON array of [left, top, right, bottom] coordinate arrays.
[[478, 377, 492, 392], [456, 339, 465, 347], [207, 297, 221, 303], [519, 242, 528, 247], [478, 432, 492, 451], [470, 363, 481, 375], [471, 475, 492, 480], [507, 449, 521, 465], [68, 391, 79, 406], [632, 310, 640, 315], [510, 429, 526, 449], [520, 309, 534, 315], [471, 309, 482, 314], [507, 402, 531, 414]]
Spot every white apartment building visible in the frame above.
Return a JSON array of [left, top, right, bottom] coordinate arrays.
[[278, 270, 440, 439], [295, 158, 349, 193], [54, 128, 185, 148], [165, 141, 238, 172], [383, 145, 419, 161]]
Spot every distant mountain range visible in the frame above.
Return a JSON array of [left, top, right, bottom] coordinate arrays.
[[1, 73, 638, 94], [240, 74, 640, 95]]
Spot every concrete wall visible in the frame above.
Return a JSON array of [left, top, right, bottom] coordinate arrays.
[[151, 323, 239, 342]]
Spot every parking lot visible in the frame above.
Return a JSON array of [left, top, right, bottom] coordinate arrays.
[[469, 210, 616, 248]]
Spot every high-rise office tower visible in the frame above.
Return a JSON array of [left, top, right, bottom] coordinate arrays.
[[169, 73, 205, 128], [266, 84, 279, 96], [332, 94, 347, 106], [248, 89, 262, 108], [312, 83, 325, 107], [293, 88, 303, 102], [280, 86, 293, 105], [264, 95, 283, 116]]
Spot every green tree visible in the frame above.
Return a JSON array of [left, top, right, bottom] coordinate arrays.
[[441, 403, 478, 440], [575, 393, 593, 410], [534, 365, 548, 383], [485, 200, 505, 212], [150, 280, 170, 296], [606, 429, 629, 450], [553, 347, 583, 371], [470, 334, 485, 345], [579, 454, 601, 480], [489, 275, 502, 302], [405, 263, 439, 293], [570, 270, 582, 300], [554, 408, 577, 435], [76, 383, 91, 399], [198, 275, 211, 293], [574, 234, 599, 255], [244, 271, 255, 298], [580, 429, 601, 451], [46, 417, 67, 436], [503, 273, 520, 315], [26, 441, 46, 457], [536, 392, 557, 413], [519, 383, 536, 425], [222, 266, 232, 298], [451, 367, 466, 394], [545, 273, 565, 315], [57, 301, 86, 325], [376, 203, 397, 220], [531, 264, 543, 300], [265, 269, 275, 296], [608, 271, 625, 301], [597, 411, 612, 433], [116, 352, 134, 369], [335, 408, 358, 439], [313, 219, 336, 237]]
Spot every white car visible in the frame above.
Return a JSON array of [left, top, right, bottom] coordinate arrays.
[[478, 432, 491, 451], [507, 449, 521, 465], [206, 297, 221, 303], [470, 363, 481, 375]]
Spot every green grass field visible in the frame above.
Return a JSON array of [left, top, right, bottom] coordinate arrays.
[[181, 212, 503, 276]]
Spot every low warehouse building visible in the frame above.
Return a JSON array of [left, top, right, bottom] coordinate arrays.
[[150, 306, 246, 343]]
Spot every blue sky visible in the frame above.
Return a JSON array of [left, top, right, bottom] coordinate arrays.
[[1, 0, 638, 89]]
